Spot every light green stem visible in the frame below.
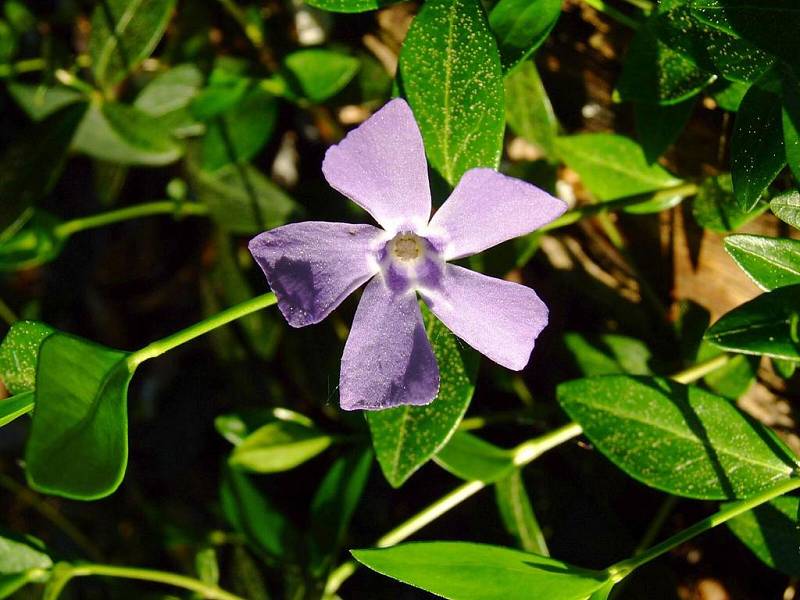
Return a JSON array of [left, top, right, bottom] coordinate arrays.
[[607, 477, 800, 581], [129, 293, 277, 368], [55, 201, 209, 239], [49, 563, 245, 600], [671, 353, 731, 384]]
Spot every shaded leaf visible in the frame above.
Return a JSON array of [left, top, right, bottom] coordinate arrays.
[[367, 305, 478, 487], [134, 64, 203, 116], [435, 431, 515, 483], [725, 234, 800, 291], [399, 0, 505, 185], [495, 470, 548, 555], [274, 49, 360, 103], [564, 332, 652, 377], [635, 98, 695, 162], [504, 60, 558, 158], [0, 392, 33, 428], [352, 542, 609, 600], [692, 174, 767, 232], [558, 375, 797, 499], [7, 84, 84, 121], [229, 420, 332, 474], [488, 0, 561, 73], [0, 211, 66, 272], [783, 68, 800, 181]]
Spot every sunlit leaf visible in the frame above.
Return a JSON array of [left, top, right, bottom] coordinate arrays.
[[0, 531, 52, 573], [303, 0, 401, 13], [229, 420, 332, 473], [488, 0, 561, 73], [272, 49, 360, 103], [504, 60, 558, 158], [725, 234, 800, 291], [770, 189, 800, 229], [0, 321, 54, 394]]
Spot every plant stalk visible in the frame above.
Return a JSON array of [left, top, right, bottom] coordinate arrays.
[[55, 201, 209, 239]]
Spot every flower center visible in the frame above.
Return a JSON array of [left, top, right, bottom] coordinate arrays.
[[389, 233, 423, 262]]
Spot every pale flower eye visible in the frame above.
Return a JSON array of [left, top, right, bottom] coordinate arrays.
[[390, 233, 423, 261]]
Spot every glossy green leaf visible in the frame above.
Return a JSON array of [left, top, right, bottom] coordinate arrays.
[[495, 470, 548, 555], [504, 60, 558, 158], [731, 75, 786, 211], [770, 189, 800, 229], [273, 49, 360, 103], [727, 496, 800, 576], [221, 466, 298, 561], [72, 102, 183, 166], [0, 531, 52, 573], [352, 542, 609, 600], [303, 0, 400, 13], [308, 447, 372, 577], [564, 333, 652, 376], [0, 392, 33, 428], [89, 0, 177, 88], [0, 211, 66, 271], [705, 285, 800, 360], [0, 103, 87, 239], [616, 16, 715, 105], [7, 84, 84, 121], [192, 162, 298, 234], [399, 0, 505, 185], [692, 0, 800, 68], [691, 174, 767, 232], [635, 98, 695, 162], [25, 333, 134, 500], [229, 420, 332, 473], [488, 0, 561, 73], [558, 375, 797, 499], [202, 88, 278, 171], [367, 306, 478, 487], [725, 234, 800, 291], [555, 134, 682, 200], [0, 321, 54, 394], [434, 431, 515, 483]]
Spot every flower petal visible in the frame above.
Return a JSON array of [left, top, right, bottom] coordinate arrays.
[[340, 277, 439, 410], [428, 168, 567, 260], [420, 265, 548, 370], [249, 221, 383, 328], [322, 98, 431, 233]]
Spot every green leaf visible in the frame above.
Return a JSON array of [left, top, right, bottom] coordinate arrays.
[[557, 375, 797, 499], [712, 79, 749, 112], [89, 0, 177, 88], [692, 0, 800, 69], [72, 101, 183, 166], [308, 448, 372, 577], [399, 0, 505, 185], [0, 531, 52, 573], [0, 320, 54, 394], [0, 211, 66, 272], [488, 0, 561, 73], [434, 431, 515, 483], [192, 162, 298, 234], [229, 420, 332, 473], [7, 84, 84, 121], [25, 332, 134, 500], [274, 49, 360, 103], [772, 357, 797, 379], [0, 572, 32, 599], [352, 542, 609, 600], [367, 305, 478, 487], [4, 1, 36, 33], [221, 466, 298, 561], [697, 342, 756, 399], [770, 189, 800, 229], [0, 392, 33, 428], [563, 333, 652, 376], [303, 0, 400, 13], [195, 547, 220, 585], [783, 68, 800, 181], [504, 60, 558, 158], [725, 234, 800, 291], [0, 103, 87, 239], [635, 98, 695, 162], [134, 64, 203, 116], [0, 19, 14, 64], [616, 16, 715, 105], [691, 174, 767, 232], [554, 134, 682, 200], [705, 285, 800, 360], [202, 88, 278, 171], [731, 74, 786, 211], [726, 496, 800, 576], [495, 470, 548, 555]]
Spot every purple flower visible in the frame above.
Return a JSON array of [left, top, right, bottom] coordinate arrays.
[[249, 99, 566, 410]]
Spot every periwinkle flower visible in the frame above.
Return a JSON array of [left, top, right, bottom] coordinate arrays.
[[249, 99, 566, 410]]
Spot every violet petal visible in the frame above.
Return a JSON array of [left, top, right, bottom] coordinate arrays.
[[428, 168, 567, 260], [322, 98, 431, 232], [420, 264, 549, 371], [249, 221, 383, 327], [340, 277, 439, 410]]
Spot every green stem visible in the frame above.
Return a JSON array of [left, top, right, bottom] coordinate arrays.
[[581, 0, 643, 29], [0, 296, 18, 326], [671, 353, 731, 384], [607, 477, 800, 581], [634, 496, 678, 555], [0, 57, 45, 78], [52, 563, 246, 600], [129, 293, 277, 368], [55, 201, 209, 239]]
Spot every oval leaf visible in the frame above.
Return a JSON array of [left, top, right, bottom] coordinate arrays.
[[367, 305, 478, 488], [352, 542, 609, 600], [399, 0, 505, 185], [557, 375, 798, 499], [504, 60, 558, 158], [25, 333, 134, 500], [229, 421, 332, 473], [489, 0, 561, 73], [0, 532, 51, 574], [725, 234, 800, 291], [705, 285, 800, 360], [434, 431, 515, 483], [276, 49, 360, 103], [770, 189, 800, 229]]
